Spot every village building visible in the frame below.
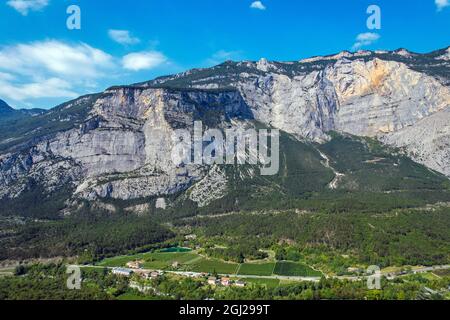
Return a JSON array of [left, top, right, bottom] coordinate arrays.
[[221, 277, 231, 287], [126, 260, 144, 269], [112, 268, 133, 277], [207, 277, 217, 285]]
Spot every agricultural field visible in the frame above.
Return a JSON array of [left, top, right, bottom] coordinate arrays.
[[419, 272, 441, 281], [97, 251, 197, 269], [433, 269, 450, 277], [143, 252, 199, 270], [96, 249, 324, 278], [239, 278, 281, 288], [274, 261, 322, 277], [189, 258, 239, 274], [237, 263, 275, 276], [97, 254, 146, 267]]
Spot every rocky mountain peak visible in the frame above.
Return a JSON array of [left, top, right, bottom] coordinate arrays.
[[0, 46, 449, 214], [393, 48, 415, 58], [256, 58, 273, 72], [438, 47, 450, 60]]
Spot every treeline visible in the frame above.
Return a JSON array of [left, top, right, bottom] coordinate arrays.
[[214, 275, 450, 300], [182, 209, 450, 267], [115, 270, 450, 300], [204, 243, 268, 263], [1, 263, 449, 300], [0, 263, 134, 300], [0, 213, 175, 262]]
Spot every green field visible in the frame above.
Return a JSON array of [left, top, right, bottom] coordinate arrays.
[[237, 263, 275, 276], [97, 254, 145, 267], [97, 251, 323, 278], [432, 269, 450, 277], [143, 252, 199, 270], [239, 278, 280, 288], [98, 251, 240, 274], [274, 261, 322, 277], [97, 251, 198, 270], [189, 258, 239, 274]]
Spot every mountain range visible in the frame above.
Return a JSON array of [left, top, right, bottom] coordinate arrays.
[[0, 99, 45, 119], [0, 46, 449, 218]]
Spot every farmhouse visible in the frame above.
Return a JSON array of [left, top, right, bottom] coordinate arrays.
[[207, 277, 217, 285], [126, 260, 144, 269], [112, 268, 133, 277], [221, 277, 231, 287]]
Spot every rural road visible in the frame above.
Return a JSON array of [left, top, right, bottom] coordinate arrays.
[[336, 265, 450, 281], [73, 264, 450, 282]]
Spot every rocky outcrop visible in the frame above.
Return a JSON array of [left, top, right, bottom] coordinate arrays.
[[329, 58, 450, 137], [0, 46, 449, 213], [188, 165, 228, 207], [382, 107, 450, 176], [0, 87, 252, 202], [236, 69, 338, 141], [233, 57, 450, 143], [171, 51, 449, 174]]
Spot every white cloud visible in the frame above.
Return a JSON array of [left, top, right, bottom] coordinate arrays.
[[108, 29, 140, 45], [0, 40, 115, 103], [0, 40, 170, 106], [7, 0, 49, 16], [0, 72, 15, 81], [250, 1, 266, 10], [122, 51, 167, 71], [435, 0, 450, 11], [0, 78, 77, 101], [0, 40, 114, 79], [352, 32, 380, 51]]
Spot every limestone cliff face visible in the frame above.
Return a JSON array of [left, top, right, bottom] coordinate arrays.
[[329, 58, 450, 137], [0, 87, 249, 202], [175, 50, 449, 175], [235, 70, 338, 141], [0, 47, 449, 208], [233, 57, 450, 142], [381, 108, 450, 176]]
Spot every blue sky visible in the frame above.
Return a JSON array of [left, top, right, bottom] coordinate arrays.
[[0, 0, 449, 109]]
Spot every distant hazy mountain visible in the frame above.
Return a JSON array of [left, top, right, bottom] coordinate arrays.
[[0, 99, 15, 115], [0, 99, 46, 121], [0, 46, 449, 218]]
